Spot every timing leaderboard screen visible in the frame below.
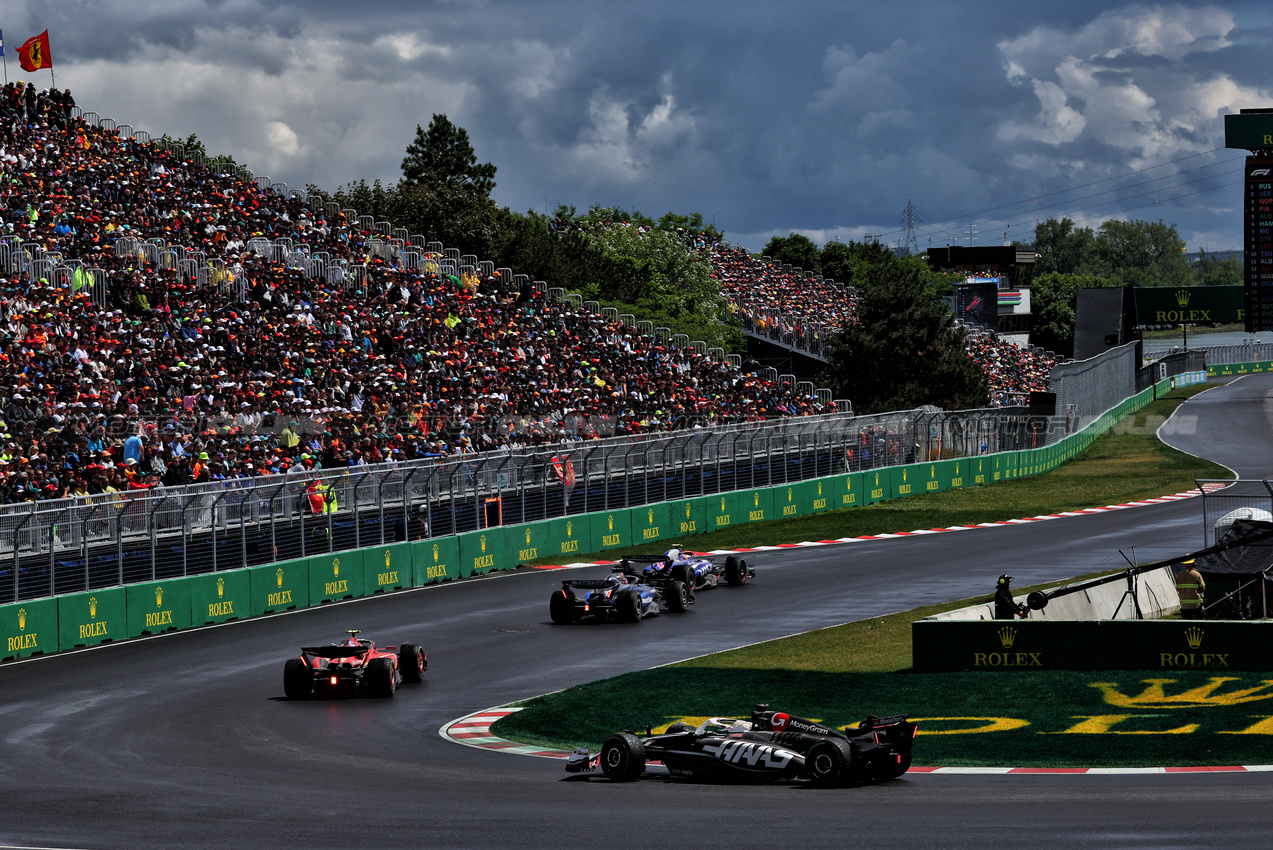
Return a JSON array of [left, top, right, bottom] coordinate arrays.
[[1245, 156, 1273, 332]]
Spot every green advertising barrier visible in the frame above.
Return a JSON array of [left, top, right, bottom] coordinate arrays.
[[631, 503, 672, 548], [669, 498, 706, 538], [891, 464, 921, 499], [190, 570, 251, 625], [833, 472, 864, 508], [309, 551, 363, 604], [774, 483, 804, 520], [705, 492, 741, 533], [1, 597, 57, 660], [807, 478, 835, 515], [360, 542, 413, 594], [944, 459, 968, 491], [458, 528, 508, 576], [914, 620, 1273, 672], [413, 536, 461, 584], [913, 620, 1104, 672], [864, 468, 890, 504], [588, 510, 632, 554], [126, 578, 194, 637], [250, 558, 309, 616], [506, 522, 549, 565], [547, 514, 589, 560], [737, 488, 775, 525], [969, 456, 991, 486], [58, 587, 126, 649]]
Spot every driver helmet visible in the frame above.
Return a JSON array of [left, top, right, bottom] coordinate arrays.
[[998, 574, 1012, 586]]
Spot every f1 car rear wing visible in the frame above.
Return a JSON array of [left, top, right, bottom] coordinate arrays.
[[562, 579, 619, 589], [301, 646, 371, 658]]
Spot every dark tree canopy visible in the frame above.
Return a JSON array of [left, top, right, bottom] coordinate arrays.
[[763, 232, 822, 275], [400, 114, 496, 196], [824, 257, 988, 414]]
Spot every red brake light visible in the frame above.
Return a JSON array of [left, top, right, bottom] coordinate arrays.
[[330, 676, 338, 685]]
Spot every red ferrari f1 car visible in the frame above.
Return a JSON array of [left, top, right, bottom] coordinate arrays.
[[283, 630, 427, 699]]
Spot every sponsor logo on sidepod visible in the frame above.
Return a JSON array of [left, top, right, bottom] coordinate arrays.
[[702, 740, 794, 769]]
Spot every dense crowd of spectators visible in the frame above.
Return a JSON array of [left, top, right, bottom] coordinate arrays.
[[0, 96, 829, 503], [962, 329, 1056, 405]]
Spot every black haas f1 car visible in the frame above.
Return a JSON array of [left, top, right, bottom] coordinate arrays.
[[549, 572, 688, 624], [619, 547, 754, 593], [283, 630, 427, 699], [567, 704, 916, 786]]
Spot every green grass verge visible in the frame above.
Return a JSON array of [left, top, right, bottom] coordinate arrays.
[[489, 384, 1264, 766], [525, 384, 1228, 564]]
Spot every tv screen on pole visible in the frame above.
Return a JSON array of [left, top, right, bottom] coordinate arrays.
[[954, 282, 998, 332]]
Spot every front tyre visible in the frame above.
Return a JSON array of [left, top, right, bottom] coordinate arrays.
[[283, 657, 312, 700], [549, 589, 577, 624], [725, 556, 749, 586], [600, 732, 647, 781], [805, 738, 855, 787]]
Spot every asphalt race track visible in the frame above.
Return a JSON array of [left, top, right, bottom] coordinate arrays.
[[3, 376, 1273, 849]]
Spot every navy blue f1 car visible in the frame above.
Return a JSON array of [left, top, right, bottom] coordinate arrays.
[[549, 571, 689, 624], [619, 547, 754, 592], [566, 704, 916, 786]]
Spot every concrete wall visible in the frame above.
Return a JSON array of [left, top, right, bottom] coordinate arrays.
[[923, 566, 1180, 622]]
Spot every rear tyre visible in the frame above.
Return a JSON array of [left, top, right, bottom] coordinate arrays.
[[725, 556, 749, 586], [616, 589, 642, 623], [870, 752, 912, 781], [283, 658, 312, 700], [600, 732, 646, 781], [664, 580, 688, 613], [369, 657, 397, 698], [398, 643, 425, 683], [549, 589, 577, 625], [805, 738, 855, 787]]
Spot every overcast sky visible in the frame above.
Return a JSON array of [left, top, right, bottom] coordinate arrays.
[[7, 1, 1271, 253]]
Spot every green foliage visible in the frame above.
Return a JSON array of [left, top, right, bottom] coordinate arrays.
[[823, 257, 989, 413], [1191, 249, 1242, 286], [763, 232, 821, 275], [159, 132, 236, 167], [1029, 272, 1119, 358], [1033, 217, 1096, 275], [587, 225, 725, 322], [400, 114, 496, 196], [1032, 217, 1191, 287], [818, 239, 894, 287]]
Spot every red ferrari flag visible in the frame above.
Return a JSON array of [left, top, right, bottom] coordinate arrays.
[[18, 31, 52, 73]]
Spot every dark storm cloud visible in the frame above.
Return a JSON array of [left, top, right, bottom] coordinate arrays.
[[10, 0, 1271, 251]]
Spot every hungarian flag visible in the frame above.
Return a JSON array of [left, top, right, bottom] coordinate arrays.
[[18, 30, 52, 72]]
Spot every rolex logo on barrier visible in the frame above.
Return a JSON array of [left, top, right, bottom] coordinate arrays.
[[385, 551, 391, 568], [1185, 626, 1204, 649], [1175, 289, 1192, 307], [155, 587, 163, 607], [1092, 677, 1273, 708], [480, 535, 487, 553], [276, 568, 284, 588], [333, 558, 340, 577], [217, 578, 225, 598], [432, 544, 440, 561], [18, 607, 26, 630], [685, 504, 691, 518], [998, 626, 1017, 648], [90, 596, 98, 618], [526, 529, 533, 545], [648, 508, 654, 524]]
